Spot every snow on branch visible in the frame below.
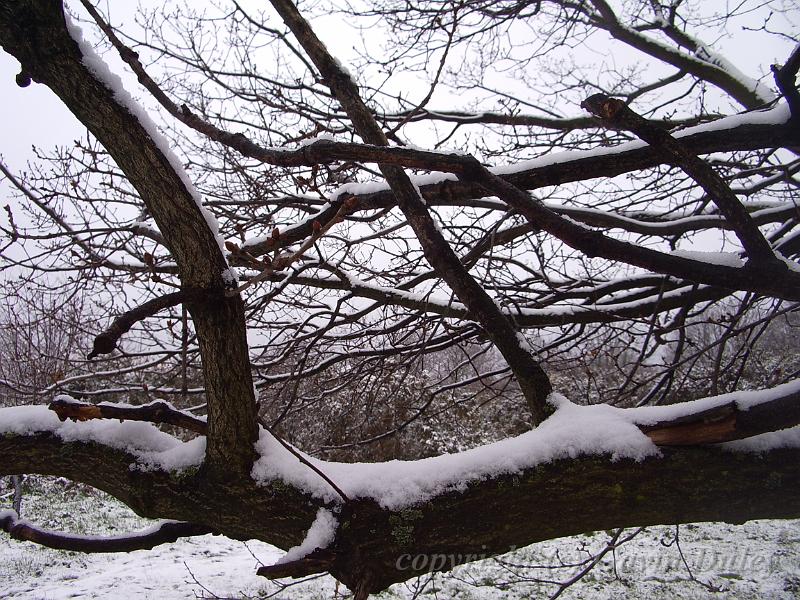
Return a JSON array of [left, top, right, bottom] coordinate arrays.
[[49, 397, 208, 435], [580, 93, 778, 264], [2, 381, 798, 513], [251, 382, 800, 509], [0, 403, 206, 472], [589, 0, 773, 109], [258, 508, 338, 579], [65, 9, 227, 259]]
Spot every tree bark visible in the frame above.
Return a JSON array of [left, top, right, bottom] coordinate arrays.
[[2, 1, 800, 598], [1, 430, 799, 593], [0, 0, 258, 477]]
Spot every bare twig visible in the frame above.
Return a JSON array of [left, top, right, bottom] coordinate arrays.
[[227, 198, 357, 297], [661, 525, 722, 592], [257, 417, 349, 503]]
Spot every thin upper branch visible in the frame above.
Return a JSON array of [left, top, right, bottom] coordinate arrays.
[[588, 0, 772, 109], [580, 94, 778, 263], [267, 0, 554, 423]]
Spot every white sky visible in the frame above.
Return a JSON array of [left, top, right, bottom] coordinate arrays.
[[1, 1, 795, 173], [0, 0, 796, 268]]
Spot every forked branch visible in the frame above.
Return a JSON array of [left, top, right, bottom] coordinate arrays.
[[581, 93, 778, 264], [267, 0, 554, 424]]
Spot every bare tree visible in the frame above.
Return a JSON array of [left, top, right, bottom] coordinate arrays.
[[1, 0, 800, 597]]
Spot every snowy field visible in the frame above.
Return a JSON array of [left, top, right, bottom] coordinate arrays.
[[2, 478, 799, 599]]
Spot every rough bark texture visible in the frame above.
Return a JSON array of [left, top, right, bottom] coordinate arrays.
[[2, 0, 800, 597], [0, 0, 258, 477], [2, 431, 799, 593]]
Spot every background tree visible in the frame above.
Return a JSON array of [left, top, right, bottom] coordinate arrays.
[[1, 0, 800, 598]]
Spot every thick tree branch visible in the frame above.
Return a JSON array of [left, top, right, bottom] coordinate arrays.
[[452, 155, 800, 301], [49, 397, 208, 435], [2, 425, 798, 595], [45, 398, 349, 502], [0, 0, 258, 477], [221, 115, 800, 302], [47, 384, 800, 448], [773, 43, 800, 119], [0, 431, 319, 547], [326, 117, 799, 224], [257, 548, 336, 579], [641, 386, 800, 445], [0, 511, 212, 552]]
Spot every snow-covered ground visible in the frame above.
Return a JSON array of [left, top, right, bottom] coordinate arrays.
[[1, 478, 799, 599]]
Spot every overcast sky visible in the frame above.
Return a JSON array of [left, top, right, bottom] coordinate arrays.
[[0, 2, 796, 190], [2, 2, 796, 162]]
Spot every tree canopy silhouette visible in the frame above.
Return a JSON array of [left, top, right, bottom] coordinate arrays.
[[1, 1, 800, 597]]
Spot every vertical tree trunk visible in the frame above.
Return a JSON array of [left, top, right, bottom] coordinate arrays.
[[11, 475, 23, 516]]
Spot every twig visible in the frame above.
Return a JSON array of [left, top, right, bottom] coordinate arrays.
[[662, 525, 722, 592], [548, 528, 627, 600], [227, 199, 357, 297], [184, 561, 229, 599], [258, 417, 349, 503]]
